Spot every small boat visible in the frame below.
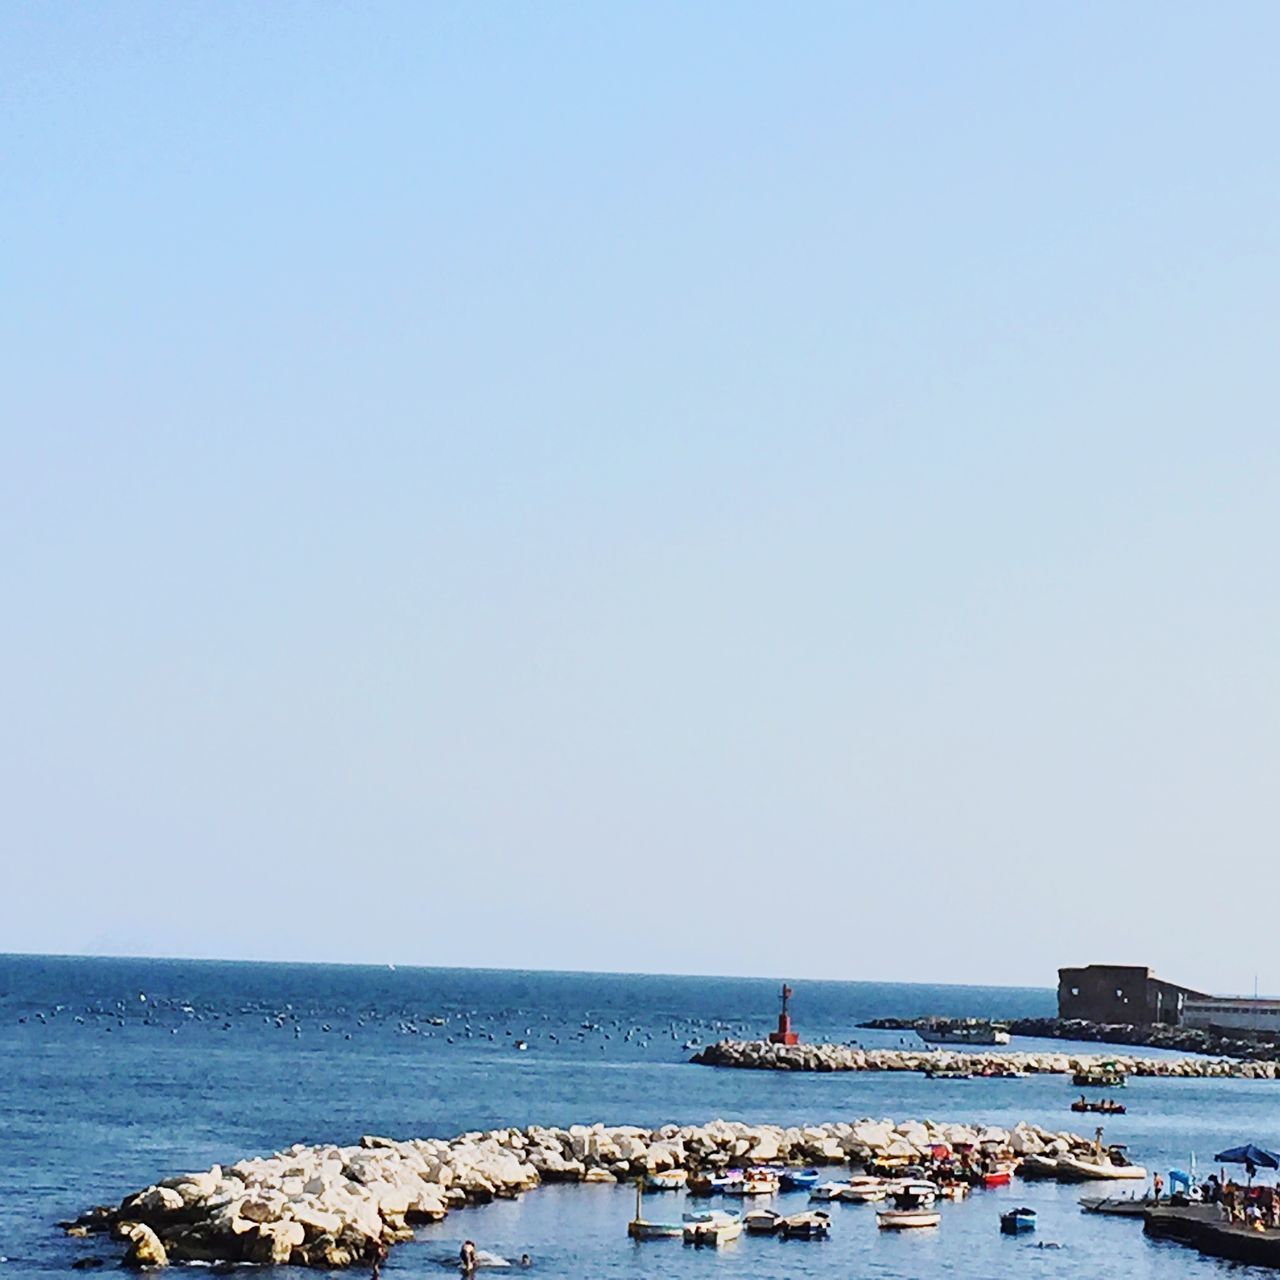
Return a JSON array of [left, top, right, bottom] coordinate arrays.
[[809, 1181, 855, 1202], [682, 1210, 742, 1246], [723, 1171, 779, 1196], [877, 1208, 942, 1229], [937, 1182, 970, 1200], [1078, 1195, 1150, 1217], [1072, 1099, 1126, 1115], [1072, 1067, 1126, 1088], [645, 1169, 688, 1191], [886, 1180, 938, 1204], [841, 1177, 889, 1204], [743, 1208, 781, 1235], [981, 1164, 1014, 1188], [780, 1210, 831, 1239], [779, 1168, 821, 1191], [1000, 1207, 1037, 1234], [627, 1182, 683, 1239], [924, 1068, 973, 1080]]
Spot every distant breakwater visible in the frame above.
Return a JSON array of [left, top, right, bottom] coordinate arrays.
[[860, 1015, 1280, 1063], [66, 1115, 1097, 1270], [691, 1039, 1280, 1078]]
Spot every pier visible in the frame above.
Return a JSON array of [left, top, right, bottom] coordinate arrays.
[[1145, 1205, 1280, 1267]]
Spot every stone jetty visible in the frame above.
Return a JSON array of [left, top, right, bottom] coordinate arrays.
[[67, 1115, 1101, 1269], [691, 1039, 1280, 1078]]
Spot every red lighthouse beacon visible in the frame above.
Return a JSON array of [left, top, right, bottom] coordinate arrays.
[[768, 983, 799, 1045]]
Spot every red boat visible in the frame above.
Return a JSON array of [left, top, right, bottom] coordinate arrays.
[[981, 1164, 1015, 1188]]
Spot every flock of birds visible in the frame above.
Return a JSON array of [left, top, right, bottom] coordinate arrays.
[[9, 992, 754, 1054]]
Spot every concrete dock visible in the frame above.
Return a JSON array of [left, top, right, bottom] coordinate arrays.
[[1145, 1205, 1280, 1267]]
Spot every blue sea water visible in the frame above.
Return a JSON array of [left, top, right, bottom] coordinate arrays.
[[0, 955, 1271, 1279]]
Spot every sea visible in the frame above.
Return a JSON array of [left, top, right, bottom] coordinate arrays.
[[0, 954, 1271, 1279]]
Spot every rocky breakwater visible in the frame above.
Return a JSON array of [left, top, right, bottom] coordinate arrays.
[[692, 1039, 1280, 1078], [67, 1115, 1100, 1269]]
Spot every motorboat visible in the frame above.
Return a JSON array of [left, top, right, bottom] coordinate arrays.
[[1072, 1099, 1126, 1115], [809, 1181, 855, 1202], [840, 1177, 889, 1203], [780, 1210, 831, 1238], [779, 1168, 821, 1191], [1055, 1155, 1146, 1183], [1072, 1066, 1126, 1087], [877, 1208, 942, 1229], [743, 1208, 782, 1235], [917, 1021, 1012, 1046], [682, 1210, 742, 1246], [723, 1171, 779, 1196], [646, 1169, 688, 1191], [1017, 1155, 1061, 1180], [1000, 1207, 1037, 1234]]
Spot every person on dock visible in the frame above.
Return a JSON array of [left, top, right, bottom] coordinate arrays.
[[1153, 1173, 1164, 1202]]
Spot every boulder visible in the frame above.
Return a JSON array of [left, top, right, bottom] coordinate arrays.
[[122, 1223, 168, 1269]]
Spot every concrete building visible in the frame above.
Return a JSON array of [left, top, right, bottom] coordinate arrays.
[[1181, 997, 1280, 1038], [1057, 964, 1207, 1025]]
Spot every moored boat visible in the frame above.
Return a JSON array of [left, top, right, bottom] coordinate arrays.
[[627, 1182, 683, 1239], [877, 1208, 942, 1229], [645, 1169, 688, 1191], [682, 1209, 742, 1246], [779, 1168, 821, 1191], [780, 1210, 831, 1238], [723, 1171, 780, 1196], [1017, 1155, 1061, 1180], [743, 1208, 781, 1235], [981, 1162, 1015, 1188], [1055, 1156, 1146, 1183], [917, 1020, 1012, 1046], [809, 1181, 854, 1202], [1000, 1207, 1037, 1234], [841, 1177, 889, 1203]]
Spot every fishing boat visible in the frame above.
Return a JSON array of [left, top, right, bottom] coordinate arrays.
[[682, 1210, 742, 1246], [1000, 1207, 1037, 1234], [1071, 1099, 1126, 1115], [924, 1068, 973, 1080], [780, 1210, 831, 1238], [743, 1208, 782, 1235], [645, 1169, 688, 1191], [877, 1208, 942, 1229], [981, 1163, 1016, 1188], [627, 1182, 683, 1239], [779, 1168, 821, 1191]]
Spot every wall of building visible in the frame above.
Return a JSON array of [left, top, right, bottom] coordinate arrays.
[[1058, 965, 1204, 1025], [1182, 999, 1280, 1037]]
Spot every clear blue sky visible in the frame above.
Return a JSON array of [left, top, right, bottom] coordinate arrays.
[[3, 3, 1277, 992]]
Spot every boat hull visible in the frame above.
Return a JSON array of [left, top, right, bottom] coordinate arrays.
[[878, 1210, 941, 1229]]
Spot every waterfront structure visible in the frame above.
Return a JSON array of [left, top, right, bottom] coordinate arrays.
[[768, 983, 799, 1045], [1182, 996, 1280, 1038], [1057, 965, 1205, 1025]]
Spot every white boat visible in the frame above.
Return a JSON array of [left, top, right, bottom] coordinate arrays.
[[877, 1208, 942, 1229], [1018, 1155, 1061, 1180], [809, 1181, 854, 1201], [723, 1171, 779, 1196], [917, 1021, 1011, 1046], [780, 1210, 831, 1238], [683, 1210, 742, 1246], [743, 1208, 781, 1234], [627, 1181, 683, 1238], [885, 1180, 937, 1204], [645, 1169, 688, 1191], [1055, 1156, 1146, 1183], [840, 1177, 888, 1204]]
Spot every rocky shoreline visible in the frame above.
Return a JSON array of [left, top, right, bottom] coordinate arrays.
[[691, 1039, 1280, 1077], [859, 1016, 1280, 1063], [66, 1115, 1101, 1269]]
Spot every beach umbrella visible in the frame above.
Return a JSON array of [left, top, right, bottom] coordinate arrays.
[[1214, 1144, 1280, 1169]]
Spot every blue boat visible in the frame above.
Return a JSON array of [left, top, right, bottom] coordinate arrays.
[[780, 1169, 821, 1191], [1000, 1208, 1037, 1234]]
